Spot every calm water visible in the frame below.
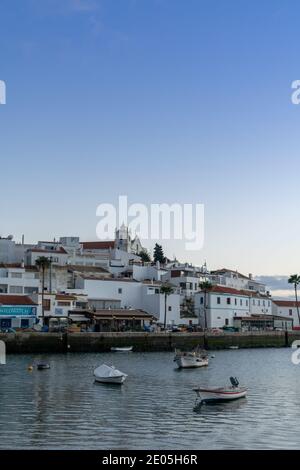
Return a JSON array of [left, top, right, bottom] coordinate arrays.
[[0, 348, 299, 449]]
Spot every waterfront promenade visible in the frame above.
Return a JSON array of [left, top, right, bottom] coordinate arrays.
[[1, 330, 300, 353]]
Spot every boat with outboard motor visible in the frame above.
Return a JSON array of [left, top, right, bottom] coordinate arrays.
[[194, 377, 247, 406]]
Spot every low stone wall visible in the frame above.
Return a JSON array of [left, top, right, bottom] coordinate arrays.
[[0, 330, 291, 353]]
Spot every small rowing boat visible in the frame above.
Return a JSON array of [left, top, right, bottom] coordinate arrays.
[[111, 346, 133, 352], [94, 364, 128, 384], [37, 363, 50, 370], [194, 377, 247, 407]]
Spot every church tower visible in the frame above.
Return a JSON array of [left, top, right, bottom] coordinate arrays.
[[115, 223, 131, 252]]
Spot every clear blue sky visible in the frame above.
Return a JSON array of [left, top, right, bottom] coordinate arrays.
[[1, 0, 300, 276]]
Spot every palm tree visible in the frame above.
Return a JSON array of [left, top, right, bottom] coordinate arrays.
[[160, 283, 173, 330], [35, 256, 51, 325], [199, 281, 213, 330], [288, 274, 300, 326]]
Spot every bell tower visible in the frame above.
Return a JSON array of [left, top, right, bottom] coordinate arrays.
[[115, 223, 131, 252]]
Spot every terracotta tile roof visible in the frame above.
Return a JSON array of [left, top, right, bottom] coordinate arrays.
[[210, 268, 252, 280], [67, 265, 109, 273], [82, 241, 115, 250], [0, 295, 37, 306], [81, 275, 136, 282], [55, 294, 77, 301], [273, 300, 300, 308], [0, 263, 38, 271], [234, 314, 293, 321], [92, 309, 153, 319], [205, 285, 250, 296], [30, 247, 67, 254]]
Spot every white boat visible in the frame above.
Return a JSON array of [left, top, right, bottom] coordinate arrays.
[[228, 346, 239, 350], [111, 346, 133, 352], [174, 348, 209, 368], [94, 364, 128, 384], [194, 377, 247, 406]]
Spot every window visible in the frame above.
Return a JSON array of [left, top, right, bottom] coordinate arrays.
[[258, 300, 260, 306], [9, 285, 23, 294], [234, 298, 237, 305], [168, 306, 172, 311], [57, 301, 71, 307], [225, 318, 229, 326], [246, 300, 248, 306], [155, 288, 160, 294], [263, 300, 265, 306], [289, 309, 293, 316], [21, 319, 29, 328], [43, 299, 51, 311], [194, 283, 197, 290], [24, 287, 38, 294], [240, 299, 242, 306], [11, 272, 22, 278], [200, 297, 204, 304], [118, 288, 122, 294], [253, 299, 255, 305], [227, 298, 231, 305], [217, 297, 221, 304]]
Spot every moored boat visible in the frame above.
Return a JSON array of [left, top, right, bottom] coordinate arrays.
[[174, 347, 208, 369], [94, 363, 128, 384], [111, 346, 133, 352], [194, 377, 247, 406], [37, 363, 50, 370]]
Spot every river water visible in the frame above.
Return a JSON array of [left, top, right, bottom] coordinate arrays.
[[0, 348, 299, 449]]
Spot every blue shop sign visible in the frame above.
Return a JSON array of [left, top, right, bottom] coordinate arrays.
[[0, 306, 37, 316]]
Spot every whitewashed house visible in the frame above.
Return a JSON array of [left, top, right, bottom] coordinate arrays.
[[71, 275, 182, 326], [272, 300, 300, 327], [194, 286, 250, 329], [0, 264, 39, 297], [209, 268, 266, 294]]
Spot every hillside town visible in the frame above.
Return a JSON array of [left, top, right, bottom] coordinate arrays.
[[0, 227, 297, 334]]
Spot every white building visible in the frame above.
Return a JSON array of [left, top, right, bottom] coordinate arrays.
[[272, 300, 300, 327], [40, 292, 89, 319], [194, 284, 272, 329], [0, 294, 38, 330], [195, 286, 251, 329], [209, 268, 266, 293], [71, 275, 182, 326], [0, 235, 34, 264], [0, 264, 39, 297]]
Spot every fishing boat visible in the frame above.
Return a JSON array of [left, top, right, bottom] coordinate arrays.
[[94, 364, 127, 384], [194, 377, 247, 406], [111, 346, 133, 352], [174, 347, 209, 369]]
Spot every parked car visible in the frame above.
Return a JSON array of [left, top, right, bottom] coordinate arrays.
[[0, 327, 16, 333]]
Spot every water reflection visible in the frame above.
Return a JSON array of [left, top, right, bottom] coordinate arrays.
[[0, 349, 300, 449]]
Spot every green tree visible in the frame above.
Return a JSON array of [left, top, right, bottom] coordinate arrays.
[[35, 256, 51, 324], [199, 281, 213, 330], [160, 283, 174, 330], [138, 250, 151, 263], [153, 243, 165, 264], [288, 274, 300, 325]]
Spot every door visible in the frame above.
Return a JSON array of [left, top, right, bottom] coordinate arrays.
[[0, 319, 11, 329], [21, 319, 29, 328]]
